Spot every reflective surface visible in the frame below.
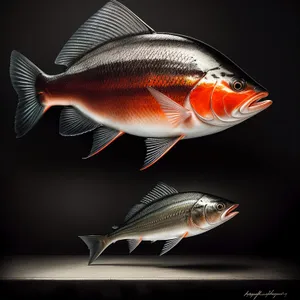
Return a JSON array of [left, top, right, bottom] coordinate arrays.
[[1, 255, 298, 280]]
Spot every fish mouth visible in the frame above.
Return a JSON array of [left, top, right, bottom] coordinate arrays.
[[243, 92, 272, 113], [221, 204, 239, 220]]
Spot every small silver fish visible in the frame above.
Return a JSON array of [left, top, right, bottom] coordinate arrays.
[[79, 182, 239, 265]]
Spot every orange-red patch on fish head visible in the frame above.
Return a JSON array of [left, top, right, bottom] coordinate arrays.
[[189, 82, 215, 121], [221, 80, 257, 117], [189, 78, 269, 123]]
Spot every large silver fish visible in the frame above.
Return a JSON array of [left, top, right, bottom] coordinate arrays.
[[79, 182, 239, 264], [10, 0, 272, 170]]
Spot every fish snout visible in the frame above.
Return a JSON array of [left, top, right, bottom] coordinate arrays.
[[221, 204, 239, 221], [241, 92, 272, 114]]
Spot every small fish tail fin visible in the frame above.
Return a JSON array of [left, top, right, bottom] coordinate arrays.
[[10, 50, 48, 138], [78, 235, 111, 265]]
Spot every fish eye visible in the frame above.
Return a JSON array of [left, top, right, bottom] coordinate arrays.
[[216, 203, 225, 211], [231, 78, 246, 92]]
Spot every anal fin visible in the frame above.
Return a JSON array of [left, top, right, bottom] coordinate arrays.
[[128, 238, 142, 253], [83, 126, 124, 159], [59, 107, 99, 136], [160, 232, 188, 256], [140, 135, 184, 171]]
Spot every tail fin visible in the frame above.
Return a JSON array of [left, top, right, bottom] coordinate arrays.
[[79, 235, 110, 265], [10, 50, 46, 138]]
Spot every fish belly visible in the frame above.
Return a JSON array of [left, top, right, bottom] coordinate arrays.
[[116, 214, 191, 242], [142, 224, 190, 241], [119, 225, 190, 241], [74, 92, 179, 138]]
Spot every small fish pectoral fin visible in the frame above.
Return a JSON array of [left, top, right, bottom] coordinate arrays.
[[128, 238, 142, 253], [140, 135, 184, 171], [160, 232, 188, 256], [59, 107, 99, 136], [83, 126, 124, 159], [147, 87, 192, 127], [55, 0, 155, 67]]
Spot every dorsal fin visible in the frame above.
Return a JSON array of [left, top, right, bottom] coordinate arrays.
[[124, 182, 178, 222], [55, 0, 155, 67], [141, 182, 178, 205]]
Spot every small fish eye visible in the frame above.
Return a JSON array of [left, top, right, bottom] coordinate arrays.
[[216, 203, 225, 211], [231, 79, 245, 92]]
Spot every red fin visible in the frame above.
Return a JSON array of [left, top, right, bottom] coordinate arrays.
[[128, 237, 143, 253], [43, 106, 51, 114], [140, 135, 185, 171], [160, 231, 188, 256], [83, 127, 124, 159]]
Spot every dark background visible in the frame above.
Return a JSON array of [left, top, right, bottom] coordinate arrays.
[[0, 0, 299, 261]]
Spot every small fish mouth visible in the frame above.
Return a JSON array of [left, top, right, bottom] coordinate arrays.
[[222, 204, 239, 220], [246, 92, 272, 112]]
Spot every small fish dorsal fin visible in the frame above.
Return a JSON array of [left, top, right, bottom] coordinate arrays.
[[140, 182, 178, 205], [124, 182, 178, 222], [55, 0, 155, 67]]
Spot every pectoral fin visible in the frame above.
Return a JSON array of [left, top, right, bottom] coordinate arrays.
[[140, 135, 184, 171], [160, 232, 188, 256], [83, 126, 124, 159], [147, 87, 191, 127]]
